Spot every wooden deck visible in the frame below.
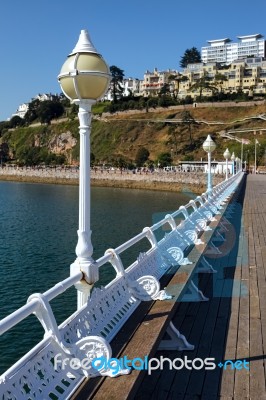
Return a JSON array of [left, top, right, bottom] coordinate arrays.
[[134, 174, 266, 400]]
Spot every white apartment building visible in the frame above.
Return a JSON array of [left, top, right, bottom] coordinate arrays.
[[11, 94, 56, 119], [104, 69, 177, 101], [12, 103, 29, 119], [202, 34, 266, 65], [35, 93, 54, 102], [123, 78, 141, 97], [103, 78, 141, 101]]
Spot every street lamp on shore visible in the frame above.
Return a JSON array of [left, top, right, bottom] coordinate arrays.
[[58, 29, 111, 308], [241, 139, 244, 170], [231, 152, 236, 175], [223, 148, 231, 180], [254, 139, 260, 174], [236, 157, 240, 173], [203, 135, 216, 193]]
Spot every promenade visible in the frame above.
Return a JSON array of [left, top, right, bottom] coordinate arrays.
[[134, 174, 266, 399], [0, 166, 224, 193]]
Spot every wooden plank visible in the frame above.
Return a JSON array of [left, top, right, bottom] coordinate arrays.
[[76, 211, 227, 399], [201, 183, 246, 399], [233, 245, 250, 399], [89, 270, 198, 400], [158, 273, 214, 398], [74, 174, 266, 400], [219, 237, 243, 397], [139, 179, 247, 399]]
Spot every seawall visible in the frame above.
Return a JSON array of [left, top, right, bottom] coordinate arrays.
[[0, 166, 224, 193]]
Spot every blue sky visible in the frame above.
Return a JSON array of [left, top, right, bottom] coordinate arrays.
[[1, 0, 266, 120]]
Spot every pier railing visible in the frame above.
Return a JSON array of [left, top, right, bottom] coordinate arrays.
[[0, 171, 244, 399]]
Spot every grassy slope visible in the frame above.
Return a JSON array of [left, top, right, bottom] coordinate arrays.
[[2, 104, 266, 164], [92, 104, 266, 163]]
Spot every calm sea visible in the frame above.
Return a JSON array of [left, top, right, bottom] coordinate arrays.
[[0, 181, 193, 374]]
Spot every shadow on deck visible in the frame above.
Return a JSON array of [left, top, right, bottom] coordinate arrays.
[[134, 176, 250, 400]]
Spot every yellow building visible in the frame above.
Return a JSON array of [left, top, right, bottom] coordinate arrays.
[[140, 68, 178, 97], [177, 57, 266, 99]]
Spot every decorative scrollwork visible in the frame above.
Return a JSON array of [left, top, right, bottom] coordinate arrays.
[[185, 230, 198, 243], [196, 218, 207, 230], [204, 211, 212, 220], [210, 205, 220, 214], [75, 335, 112, 376], [128, 275, 160, 301], [167, 246, 184, 264]]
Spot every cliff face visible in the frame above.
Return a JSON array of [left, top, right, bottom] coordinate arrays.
[[48, 132, 77, 157], [1, 103, 266, 165], [1, 120, 79, 164]]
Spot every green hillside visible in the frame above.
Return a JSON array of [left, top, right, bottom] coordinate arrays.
[[1, 103, 266, 167]]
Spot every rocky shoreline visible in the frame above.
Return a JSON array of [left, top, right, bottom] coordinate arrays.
[[0, 166, 224, 194]]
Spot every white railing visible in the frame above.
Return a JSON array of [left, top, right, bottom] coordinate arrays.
[[0, 171, 244, 399]]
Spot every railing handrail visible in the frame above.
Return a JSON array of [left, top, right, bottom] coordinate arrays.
[[0, 171, 243, 342], [0, 271, 83, 336]]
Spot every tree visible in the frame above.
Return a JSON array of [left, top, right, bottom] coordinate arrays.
[[0, 143, 9, 163], [110, 65, 125, 103], [0, 121, 10, 136], [90, 152, 95, 167], [168, 125, 180, 156], [38, 100, 64, 124], [168, 74, 188, 98], [24, 99, 41, 124], [159, 83, 171, 96], [16, 146, 44, 166], [180, 47, 201, 69], [135, 147, 150, 167], [180, 110, 198, 147], [9, 116, 25, 128], [147, 97, 158, 109], [113, 156, 127, 169], [189, 74, 217, 101], [157, 152, 172, 167], [214, 73, 228, 93], [158, 96, 175, 108]]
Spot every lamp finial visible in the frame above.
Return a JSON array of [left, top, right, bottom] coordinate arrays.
[[70, 29, 98, 55]]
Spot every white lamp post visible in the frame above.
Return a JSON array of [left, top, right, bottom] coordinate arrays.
[[58, 29, 111, 308], [231, 152, 236, 175], [241, 139, 244, 170], [223, 148, 231, 180], [203, 135, 216, 193], [254, 139, 260, 174], [236, 157, 240, 173]]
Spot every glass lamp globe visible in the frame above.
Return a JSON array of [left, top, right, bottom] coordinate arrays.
[[223, 148, 231, 160], [58, 30, 111, 102], [231, 152, 236, 161], [203, 135, 216, 153]]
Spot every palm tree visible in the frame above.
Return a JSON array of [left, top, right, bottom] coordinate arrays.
[[214, 73, 228, 93], [168, 74, 188, 98], [189, 73, 217, 101]]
